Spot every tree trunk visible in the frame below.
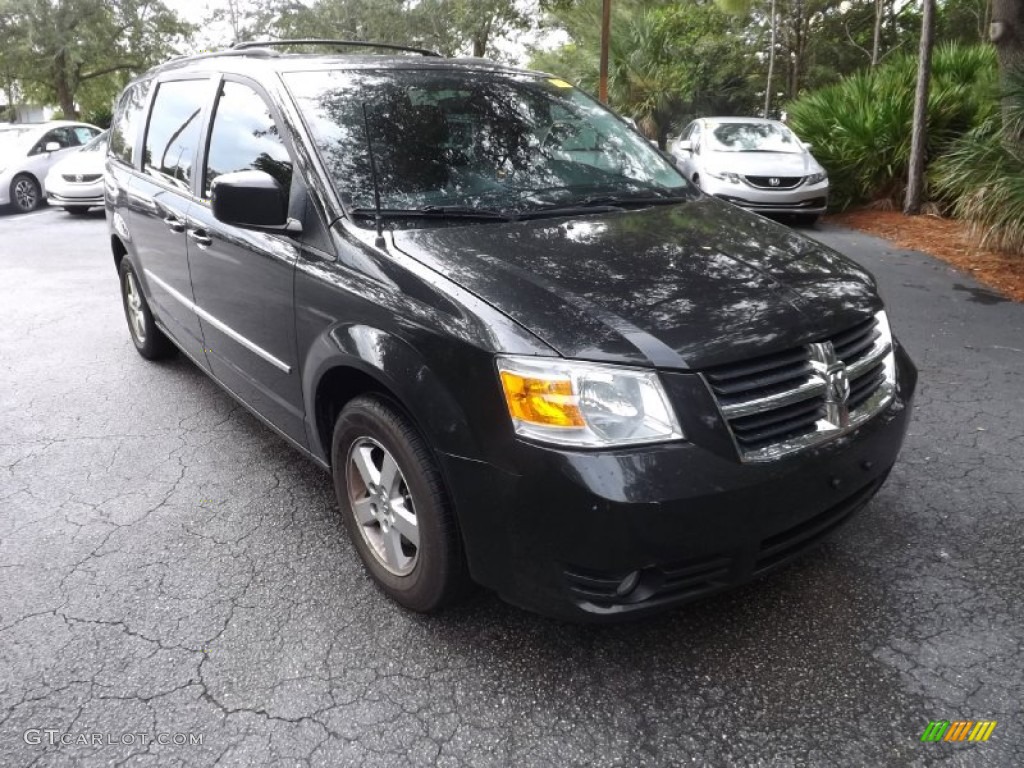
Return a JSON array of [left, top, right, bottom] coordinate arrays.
[[904, 0, 935, 215], [53, 51, 78, 119], [764, 0, 776, 118], [871, 0, 884, 66], [990, 0, 1024, 137]]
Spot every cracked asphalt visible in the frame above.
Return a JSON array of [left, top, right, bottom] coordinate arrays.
[[1, 204, 1022, 767]]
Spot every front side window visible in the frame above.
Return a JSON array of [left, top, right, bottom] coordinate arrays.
[[73, 126, 99, 144], [204, 81, 292, 198], [284, 69, 688, 223], [31, 128, 76, 155], [109, 81, 152, 166], [143, 79, 206, 191]]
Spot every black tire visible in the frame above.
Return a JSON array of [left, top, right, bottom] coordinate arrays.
[[118, 260, 175, 360], [10, 174, 41, 213], [331, 395, 467, 613], [65, 206, 91, 216]]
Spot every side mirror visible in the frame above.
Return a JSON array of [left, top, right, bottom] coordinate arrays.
[[801, 141, 813, 150], [675, 139, 693, 153], [211, 170, 299, 232], [45, 141, 61, 153]]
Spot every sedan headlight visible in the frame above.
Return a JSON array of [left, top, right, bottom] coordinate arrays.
[[705, 170, 742, 184], [496, 356, 683, 447], [805, 171, 828, 185]]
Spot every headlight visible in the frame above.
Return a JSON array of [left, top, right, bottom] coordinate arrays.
[[496, 356, 684, 447], [805, 172, 828, 185], [705, 170, 742, 184]]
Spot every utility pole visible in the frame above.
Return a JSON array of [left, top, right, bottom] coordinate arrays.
[[599, 0, 611, 103], [764, 0, 777, 117], [904, 0, 935, 215]]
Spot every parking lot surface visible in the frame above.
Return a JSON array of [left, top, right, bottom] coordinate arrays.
[[1, 205, 1022, 767]]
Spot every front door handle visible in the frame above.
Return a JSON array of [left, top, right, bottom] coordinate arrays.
[[188, 229, 212, 247], [163, 215, 185, 233]]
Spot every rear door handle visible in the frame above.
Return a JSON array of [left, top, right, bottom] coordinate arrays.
[[188, 229, 212, 247], [163, 215, 185, 233]]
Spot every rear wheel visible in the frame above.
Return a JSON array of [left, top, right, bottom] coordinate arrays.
[[119, 260, 174, 360], [10, 174, 41, 213], [331, 396, 468, 613]]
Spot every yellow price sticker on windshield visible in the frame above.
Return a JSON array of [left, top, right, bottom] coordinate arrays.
[[547, 78, 573, 88]]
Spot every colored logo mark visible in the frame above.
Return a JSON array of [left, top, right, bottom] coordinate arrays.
[[920, 720, 997, 742]]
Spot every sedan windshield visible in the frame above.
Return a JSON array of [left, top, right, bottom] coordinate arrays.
[[284, 69, 689, 222], [707, 122, 803, 154]]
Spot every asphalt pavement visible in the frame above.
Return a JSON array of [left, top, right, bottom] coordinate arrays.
[[1, 204, 1022, 767]]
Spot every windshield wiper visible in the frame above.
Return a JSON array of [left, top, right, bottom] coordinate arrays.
[[349, 205, 514, 222]]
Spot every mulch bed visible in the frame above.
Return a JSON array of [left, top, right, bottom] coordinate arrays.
[[826, 210, 1024, 303]]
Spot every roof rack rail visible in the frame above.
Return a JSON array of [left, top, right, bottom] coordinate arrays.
[[231, 39, 443, 58]]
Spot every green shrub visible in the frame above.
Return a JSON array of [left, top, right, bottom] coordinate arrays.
[[787, 43, 997, 209], [931, 69, 1024, 254]]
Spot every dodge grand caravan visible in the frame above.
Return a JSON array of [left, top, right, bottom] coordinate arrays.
[[105, 41, 916, 621]]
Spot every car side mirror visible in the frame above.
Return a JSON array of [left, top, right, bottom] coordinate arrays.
[[801, 141, 812, 150], [45, 141, 61, 153], [675, 139, 693, 153], [211, 170, 301, 233]]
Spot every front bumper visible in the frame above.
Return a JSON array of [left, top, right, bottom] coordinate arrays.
[[702, 175, 829, 215], [46, 179, 104, 207], [442, 345, 915, 621]]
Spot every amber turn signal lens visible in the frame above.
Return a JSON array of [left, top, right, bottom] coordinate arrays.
[[499, 370, 585, 428]]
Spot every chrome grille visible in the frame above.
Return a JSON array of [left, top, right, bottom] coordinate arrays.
[[62, 173, 101, 183], [705, 311, 896, 461], [744, 175, 803, 189]]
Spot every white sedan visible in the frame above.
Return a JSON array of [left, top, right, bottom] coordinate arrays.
[[45, 131, 108, 214], [670, 117, 829, 223], [0, 120, 103, 213]]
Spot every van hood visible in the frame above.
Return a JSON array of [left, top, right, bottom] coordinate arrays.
[[389, 198, 879, 369]]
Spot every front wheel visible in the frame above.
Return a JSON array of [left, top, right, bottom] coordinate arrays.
[[10, 174, 41, 213], [119, 260, 175, 360], [332, 396, 468, 613]]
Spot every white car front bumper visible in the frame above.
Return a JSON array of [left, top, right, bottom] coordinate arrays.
[[701, 174, 829, 215], [45, 173, 104, 208]]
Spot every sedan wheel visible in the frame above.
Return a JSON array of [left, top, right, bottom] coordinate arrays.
[[10, 175, 41, 213]]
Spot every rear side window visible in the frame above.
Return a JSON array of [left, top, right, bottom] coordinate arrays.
[[143, 79, 206, 191], [109, 81, 152, 166], [203, 81, 292, 197]]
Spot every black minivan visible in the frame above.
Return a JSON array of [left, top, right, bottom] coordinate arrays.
[[105, 41, 916, 621]]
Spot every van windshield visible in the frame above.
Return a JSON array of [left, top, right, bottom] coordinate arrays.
[[284, 69, 689, 222]]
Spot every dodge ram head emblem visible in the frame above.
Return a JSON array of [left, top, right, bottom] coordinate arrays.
[[808, 341, 850, 427]]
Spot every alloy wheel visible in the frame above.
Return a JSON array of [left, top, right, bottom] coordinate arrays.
[[124, 271, 147, 344], [13, 178, 38, 211], [346, 436, 420, 576]]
